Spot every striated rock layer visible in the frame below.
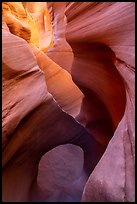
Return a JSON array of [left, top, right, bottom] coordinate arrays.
[[2, 2, 135, 202], [65, 2, 135, 202]]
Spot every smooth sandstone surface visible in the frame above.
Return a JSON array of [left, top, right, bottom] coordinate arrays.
[[2, 27, 100, 201], [65, 2, 135, 201], [30, 43, 83, 117], [2, 2, 135, 202], [46, 2, 74, 73]]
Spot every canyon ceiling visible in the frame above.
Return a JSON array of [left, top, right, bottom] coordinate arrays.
[[2, 2, 135, 202]]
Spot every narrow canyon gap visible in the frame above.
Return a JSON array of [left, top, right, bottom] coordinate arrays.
[[2, 2, 135, 202]]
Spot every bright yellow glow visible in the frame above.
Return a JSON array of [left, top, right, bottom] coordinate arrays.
[[26, 9, 39, 48], [2, 2, 54, 52], [26, 5, 54, 52]]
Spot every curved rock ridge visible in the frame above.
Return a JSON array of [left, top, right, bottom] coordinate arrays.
[[2, 3, 102, 202], [64, 2, 134, 202], [2, 16, 100, 201], [30, 43, 83, 118], [2, 2, 135, 202], [2, 2, 31, 42], [46, 2, 74, 73]]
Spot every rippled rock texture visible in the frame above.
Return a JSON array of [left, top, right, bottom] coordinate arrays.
[[2, 2, 135, 202]]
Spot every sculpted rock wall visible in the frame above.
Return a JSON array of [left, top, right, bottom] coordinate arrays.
[[45, 2, 135, 201], [2, 2, 103, 202], [2, 2, 135, 202], [2, 2, 31, 42], [46, 2, 74, 73], [2, 15, 99, 201], [30, 43, 83, 117], [65, 2, 135, 202]]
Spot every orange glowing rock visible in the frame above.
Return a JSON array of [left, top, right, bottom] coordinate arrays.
[[2, 2, 135, 202]]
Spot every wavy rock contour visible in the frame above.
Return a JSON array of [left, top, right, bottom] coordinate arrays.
[[2, 2, 135, 202]]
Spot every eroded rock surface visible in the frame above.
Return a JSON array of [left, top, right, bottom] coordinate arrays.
[[2, 2, 135, 202], [65, 2, 135, 201]]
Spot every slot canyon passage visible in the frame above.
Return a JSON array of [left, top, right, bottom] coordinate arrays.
[[2, 2, 135, 202]]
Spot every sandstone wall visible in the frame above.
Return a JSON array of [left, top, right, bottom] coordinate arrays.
[[2, 2, 135, 202]]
